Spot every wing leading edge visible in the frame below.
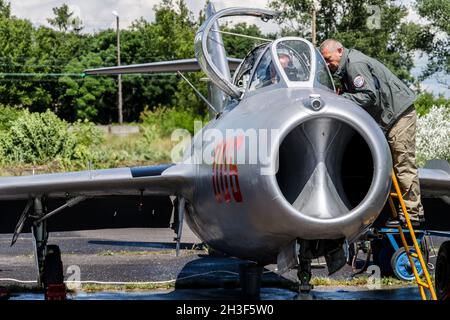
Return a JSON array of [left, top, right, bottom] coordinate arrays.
[[0, 164, 191, 201]]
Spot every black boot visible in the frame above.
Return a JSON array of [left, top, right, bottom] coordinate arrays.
[[385, 217, 401, 228], [385, 215, 420, 228]]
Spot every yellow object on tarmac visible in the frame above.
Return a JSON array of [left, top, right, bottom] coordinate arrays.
[[388, 169, 437, 300]]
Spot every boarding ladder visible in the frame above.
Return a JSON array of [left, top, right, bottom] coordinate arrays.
[[388, 169, 437, 300]]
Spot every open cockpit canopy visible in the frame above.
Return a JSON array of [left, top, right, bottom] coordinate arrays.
[[233, 37, 335, 95]]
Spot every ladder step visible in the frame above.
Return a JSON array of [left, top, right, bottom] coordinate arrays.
[[390, 169, 436, 300]]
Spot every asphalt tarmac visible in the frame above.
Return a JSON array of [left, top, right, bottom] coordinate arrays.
[[0, 225, 443, 300]]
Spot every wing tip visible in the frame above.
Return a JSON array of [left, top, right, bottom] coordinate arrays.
[[424, 160, 450, 175]]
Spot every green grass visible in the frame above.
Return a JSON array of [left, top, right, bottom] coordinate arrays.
[[1, 274, 430, 295], [80, 282, 175, 292], [310, 276, 414, 287]]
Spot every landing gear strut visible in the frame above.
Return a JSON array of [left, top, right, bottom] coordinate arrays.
[[31, 197, 66, 300], [297, 259, 313, 293], [11, 196, 86, 299], [31, 197, 48, 288]]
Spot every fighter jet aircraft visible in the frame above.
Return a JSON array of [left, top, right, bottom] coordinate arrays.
[[1, 4, 449, 296]]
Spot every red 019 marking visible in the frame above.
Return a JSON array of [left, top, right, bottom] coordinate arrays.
[[212, 135, 243, 203]]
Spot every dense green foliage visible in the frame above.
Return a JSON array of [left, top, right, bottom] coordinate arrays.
[[0, 108, 176, 175], [0, 0, 447, 172], [415, 92, 450, 116], [0, 0, 271, 124], [140, 105, 207, 137], [269, 0, 430, 82], [0, 0, 202, 123], [0, 109, 101, 168], [415, 0, 450, 84], [0, 0, 446, 124]]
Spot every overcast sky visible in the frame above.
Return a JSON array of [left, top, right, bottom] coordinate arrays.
[[8, 0, 449, 97], [10, 0, 277, 33]]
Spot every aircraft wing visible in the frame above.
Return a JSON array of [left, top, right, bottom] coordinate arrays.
[[84, 57, 242, 75], [418, 160, 450, 197], [0, 164, 188, 201]]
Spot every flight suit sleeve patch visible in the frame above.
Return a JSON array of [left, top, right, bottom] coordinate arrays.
[[353, 75, 365, 88]]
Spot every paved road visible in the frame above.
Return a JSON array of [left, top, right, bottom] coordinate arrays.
[[0, 225, 445, 300]]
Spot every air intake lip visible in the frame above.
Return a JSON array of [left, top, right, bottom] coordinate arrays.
[[270, 104, 392, 230], [276, 117, 373, 219]]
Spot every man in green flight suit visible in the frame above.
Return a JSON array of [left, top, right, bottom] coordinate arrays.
[[319, 39, 425, 228]]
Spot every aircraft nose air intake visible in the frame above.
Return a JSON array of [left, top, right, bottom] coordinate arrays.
[[292, 162, 349, 219], [276, 117, 376, 220]]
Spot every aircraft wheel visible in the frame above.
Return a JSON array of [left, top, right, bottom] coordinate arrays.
[[420, 235, 430, 265], [371, 239, 394, 276], [391, 247, 423, 281], [43, 245, 64, 287], [435, 241, 450, 301], [43, 245, 66, 300], [346, 242, 356, 266]]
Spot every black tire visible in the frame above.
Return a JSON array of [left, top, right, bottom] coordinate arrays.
[[207, 246, 229, 257], [347, 242, 356, 266], [435, 241, 450, 301], [420, 235, 430, 265], [42, 245, 64, 287], [371, 238, 395, 276]]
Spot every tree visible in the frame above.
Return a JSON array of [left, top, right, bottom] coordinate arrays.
[[0, 0, 245, 124], [269, 0, 428, 82], [416, 0, 450, 87], [0, 0, 10, 19], [47, 3, 83, 33], [222, 22, 268, 58], [0, 17, 36, 107], [149, 0, 207, 117], [59, 52, 116, 121]]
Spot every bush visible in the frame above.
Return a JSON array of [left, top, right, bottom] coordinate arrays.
[[415, 92, 450, 116], [140, 105, 207, 136], [416, 106, 450, 167], [70, 119, 105, 147], [0, 105, 25, 131], [0, 109, 104, 169]]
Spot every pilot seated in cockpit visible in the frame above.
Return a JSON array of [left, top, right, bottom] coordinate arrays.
[[267, 48, 305, 85], [267, 49, 292, 85]]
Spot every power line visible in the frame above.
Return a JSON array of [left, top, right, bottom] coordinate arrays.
[[0, 73, 180, 83], [0, 73, 84, 77]]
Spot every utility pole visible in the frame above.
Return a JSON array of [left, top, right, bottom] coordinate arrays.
[[112, 11, 123, 124], [311, 7, 316, 46], [311, 0, 320, 46]]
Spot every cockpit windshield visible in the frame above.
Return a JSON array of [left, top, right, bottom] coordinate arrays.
[[275, 40, 311, 82], [238, 38, 335, 95]]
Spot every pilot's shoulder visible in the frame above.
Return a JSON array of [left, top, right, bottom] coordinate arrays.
[[347, 49, 368, 64], [346, 60, 371, 76]]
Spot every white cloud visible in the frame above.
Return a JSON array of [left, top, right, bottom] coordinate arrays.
[[9, 0, 277, 33]]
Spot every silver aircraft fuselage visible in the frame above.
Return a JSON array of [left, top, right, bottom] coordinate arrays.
[[173, 86, 392, 263], [163, 11, 393, 263]]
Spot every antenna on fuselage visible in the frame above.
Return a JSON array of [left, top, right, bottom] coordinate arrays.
[[177, 71, 219, 115]]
